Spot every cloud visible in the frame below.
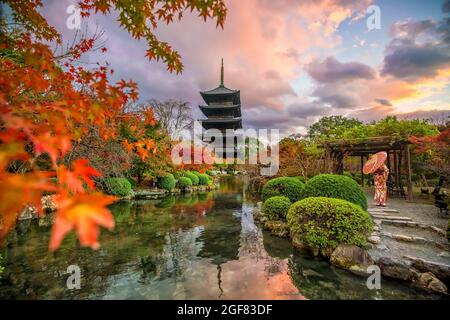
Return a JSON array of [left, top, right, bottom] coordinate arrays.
[[443, 0, 450, 13], [381, 19, 450, 81], [375, 98, 392, 107], [306, 56, 376, 83]]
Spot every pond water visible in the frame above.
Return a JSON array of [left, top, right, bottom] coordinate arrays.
[[0, 176, 444, 300]]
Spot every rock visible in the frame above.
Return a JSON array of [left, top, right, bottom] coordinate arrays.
[[41, 195, 57, 212], [406, 256, 450, 281], [18, 205, 38, 220], [392, 234, 414, 242], [376, 244, 389, 251], [376, 257, 415, 281], [373, 225, 380, 232], [368, 236, 381, 244], [330, 244, 374, 276], [431, 226, 446, 236], [416, 272, 447, 294]]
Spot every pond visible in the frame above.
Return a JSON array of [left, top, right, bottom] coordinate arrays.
[[0, 176, 444, 300]]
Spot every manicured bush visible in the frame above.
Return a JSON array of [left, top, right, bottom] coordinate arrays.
[[104, 177, 132, 197], [287, 197, 373, 253], [300, 174, 368, 210], [206, 170, 213, 176], [198, 173, 212, 186], [184, 172, 199, 186], [157, 173, 176, 191], [261, 177, 305, 202], [126, 177, 137, 188], [263, 196, 292, 220], [173, 171, 183, 179], [295, 176, 306, 184], [178, 177, 193, 188], [191, 171, 201, 177]]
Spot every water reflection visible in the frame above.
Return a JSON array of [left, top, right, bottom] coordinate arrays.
[[0, 176, 443, 300]]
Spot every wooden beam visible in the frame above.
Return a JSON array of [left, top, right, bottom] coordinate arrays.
[[360, 155, 364, 187], [405, 144, 413, 201]]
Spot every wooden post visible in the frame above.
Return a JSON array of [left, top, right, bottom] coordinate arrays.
[[398, 147, 403, 186], [387, 151, 391, 182], [360, 155, 364, 187], [393, 149, 399, 188], [405, 144, 413, 201]]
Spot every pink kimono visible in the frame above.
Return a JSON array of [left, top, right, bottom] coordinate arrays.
[[374, 164, 389, 206]]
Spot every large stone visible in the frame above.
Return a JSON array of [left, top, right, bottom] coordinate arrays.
[[376, 257, 415, 281], [368, 236, 381, 244], [330, 244, 374, 276], [406, 256, 450, 281], [416, 272, 448, 294]]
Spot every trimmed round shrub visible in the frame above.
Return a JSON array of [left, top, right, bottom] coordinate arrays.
[[263, 196, 292, 220], [261, 177, 305, 202], [198, 173, 212, 186], [157, 173, 176, 191], [191, 171, 201, 177], [295, 176, 306, 184], [184, 172, 199, 186], [178, 177, 192, 188], [287, 197, 373, 252], [301, 174, 367, 210], [104, 177, 132, 197]]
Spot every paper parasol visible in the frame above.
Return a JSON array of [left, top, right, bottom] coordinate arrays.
[[363, 151, 387, 174]]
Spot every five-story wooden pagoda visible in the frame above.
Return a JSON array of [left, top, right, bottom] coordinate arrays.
[[199, 59, 242, 160]]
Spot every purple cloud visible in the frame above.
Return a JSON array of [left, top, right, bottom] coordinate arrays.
[[306, 56, 376, 83]]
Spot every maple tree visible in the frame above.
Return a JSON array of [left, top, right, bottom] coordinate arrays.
[[3, 0, 227, 73], [409, 128, 450, 176], [0, 0, 228, 250]]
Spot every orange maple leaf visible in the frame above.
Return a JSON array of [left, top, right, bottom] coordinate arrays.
[[49, 193, 116, 251]]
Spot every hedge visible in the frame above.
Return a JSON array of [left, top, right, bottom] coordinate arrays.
[[184, 172, 199, 186], [198, 173, 212, 186], [157, 173, 176, 191], [300, 174, 368, 210], [178, 177, 192, 188], [287, 197, 373, 253], [261, 177, 304, 202], [104, 177, 132, 197], [263, 196, 292, 220]]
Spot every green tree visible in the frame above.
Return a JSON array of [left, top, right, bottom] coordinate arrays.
[[308, 116, 362, 139]]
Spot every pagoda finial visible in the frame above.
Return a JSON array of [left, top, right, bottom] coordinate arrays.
[[220, 58, 224, 86]]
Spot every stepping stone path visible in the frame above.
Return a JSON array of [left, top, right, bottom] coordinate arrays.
[[366, 204, 450, 294]]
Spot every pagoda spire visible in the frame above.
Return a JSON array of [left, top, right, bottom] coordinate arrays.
[[220, 58, 224, 86]]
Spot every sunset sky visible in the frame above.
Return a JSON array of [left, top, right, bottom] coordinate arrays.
[[39, 0, 450, 136]]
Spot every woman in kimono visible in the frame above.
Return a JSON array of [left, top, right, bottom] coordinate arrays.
[[373, 164, 389, 206]]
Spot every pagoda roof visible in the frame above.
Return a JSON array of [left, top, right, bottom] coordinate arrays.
[[200, 84, 239, 95], [200, 59, 241, 105], [201, 117, 242, 130], [199, 104, 241, 117]]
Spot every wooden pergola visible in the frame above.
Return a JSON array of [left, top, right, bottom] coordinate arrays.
[[321, 136, 414, 200]]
